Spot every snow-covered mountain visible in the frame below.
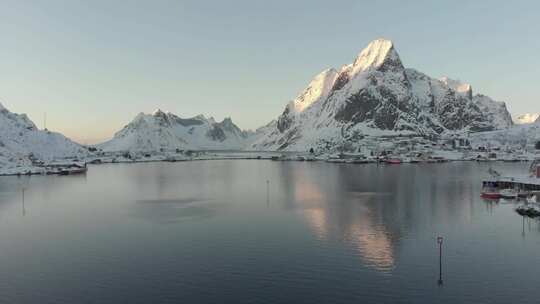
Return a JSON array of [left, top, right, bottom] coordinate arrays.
[[0, 103, 88, 170], [514, 113, 540, 124], [252, 39, 513, 151], [99, 110, 252, 152]]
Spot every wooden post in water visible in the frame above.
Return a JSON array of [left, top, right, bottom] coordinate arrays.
[[437, 236, 443, 285]]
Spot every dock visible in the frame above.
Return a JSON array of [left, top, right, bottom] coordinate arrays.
[[482, 160, 540, 192], [482, 176, 540, 192]]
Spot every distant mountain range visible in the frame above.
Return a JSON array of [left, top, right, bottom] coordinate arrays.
[[0, 38, 527, 163], [251, 39, 513, 151], [98, 110, 254, 152]]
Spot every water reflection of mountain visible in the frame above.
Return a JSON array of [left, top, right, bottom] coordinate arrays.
[[276, 162, 478, 272]]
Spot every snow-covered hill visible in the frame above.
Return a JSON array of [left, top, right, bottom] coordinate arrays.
[[514, 113, 540, 124], [252, 39, 513, 151], [98, 110, 253, 152], [469, 120, 539, 149], [0, 103, 88, 171]]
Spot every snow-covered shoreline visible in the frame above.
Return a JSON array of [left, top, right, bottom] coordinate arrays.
[[2, 147, 537, 177]]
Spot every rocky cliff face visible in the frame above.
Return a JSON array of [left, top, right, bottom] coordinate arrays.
[[252, 39, 513, 151], [99, 110, 252, 152]]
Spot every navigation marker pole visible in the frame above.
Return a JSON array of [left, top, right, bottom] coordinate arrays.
[[522, 216, 526, 237], [22, 188, 26, 216], [437, 236, 443, 286], [266, 180, 270, 207]]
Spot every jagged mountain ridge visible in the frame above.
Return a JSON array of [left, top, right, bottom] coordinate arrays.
[[99, 110, 253, 152], [0, 103, 88, 169], [252, 39, 513, 151]]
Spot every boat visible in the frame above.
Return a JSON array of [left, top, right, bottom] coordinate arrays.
[[518, 189, 531, 198], [351, 159, 370, 164], [500, 188, 518, 199], [481, 182, 501, 199], [516, 204, 540, 217], [326, 158, 347, 164], [60, 166, 88, 175], [432, 156, 449, 163], [527, 195, 538, 204], [426, 157, 439, 163], [481, 190, 501, 199], [385, 159, 402, 165], [502, 158, 520, 163], [409, 158, 423, 163], [271, 154, 291, 161]]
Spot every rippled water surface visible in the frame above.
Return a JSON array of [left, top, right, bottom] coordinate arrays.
[[0, 161, 539, 303]]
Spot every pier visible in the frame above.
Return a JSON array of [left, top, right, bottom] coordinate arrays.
[[482, 161, 540, 193]]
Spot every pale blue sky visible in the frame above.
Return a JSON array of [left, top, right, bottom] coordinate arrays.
[[0, 0, 538, 143]]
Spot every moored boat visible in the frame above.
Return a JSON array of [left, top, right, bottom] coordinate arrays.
[[385, 159, 402, 165], [481, 190, 501, 199], [326, 158, 347, 163], [481, 181, 501, 199], [516, 204, 540, 217], [351, 159, 371, 164], [518, 189, 531, 198], [60, 166, 88, 175], [500, 188, 518, 199]]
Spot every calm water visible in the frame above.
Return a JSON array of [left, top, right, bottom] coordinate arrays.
[[0, 161, 538, 304]]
